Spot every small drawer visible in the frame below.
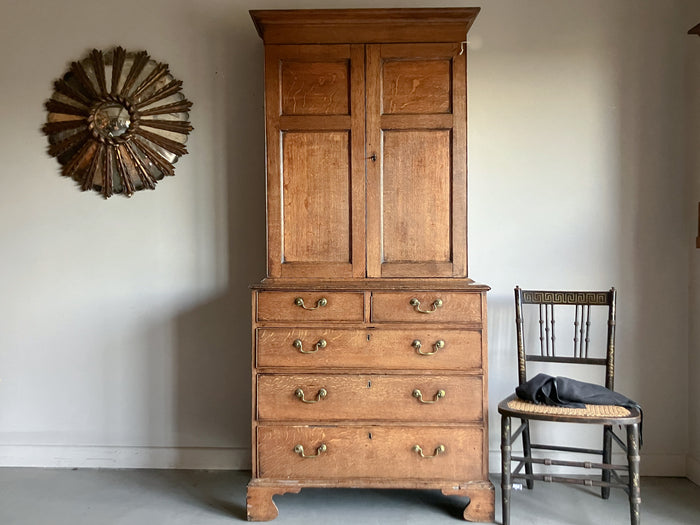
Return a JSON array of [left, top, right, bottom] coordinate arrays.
[[257, 424, 483, 480], [256, 291, 364, 322], [257, 374, 483, 423], [371, 292, 482, 323], [256, 328, 482, 371]]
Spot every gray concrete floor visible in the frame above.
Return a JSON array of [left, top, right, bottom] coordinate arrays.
[[0, 469, 698, 524]]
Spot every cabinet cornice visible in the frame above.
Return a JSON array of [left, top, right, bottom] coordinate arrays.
[[250, 8, 480, 44]]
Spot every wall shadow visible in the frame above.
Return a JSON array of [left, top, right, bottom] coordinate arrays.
[[170, 2, 265, 487], [614, 6, 688, 459]]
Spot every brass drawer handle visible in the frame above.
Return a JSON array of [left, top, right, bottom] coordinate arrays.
[[412, 389, 446, 404], [295, 387, 328, 403], [409, 298, 443, 314], [294, 443, 327, 458], [413, 444, 446, 458], [412, 339, 445, 356], [293, 338, 327, 354], [294, 297, 328, 310]]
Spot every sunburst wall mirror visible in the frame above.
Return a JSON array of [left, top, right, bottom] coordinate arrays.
[[43, 47, 193, 198]]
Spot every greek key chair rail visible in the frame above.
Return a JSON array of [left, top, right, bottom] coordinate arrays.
[[520, 290, 613, 306]]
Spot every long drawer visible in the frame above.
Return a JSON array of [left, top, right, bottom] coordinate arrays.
[[257, 291, 365, 322], [257, 374, 483, 422], [256, 327, 482, 370], [257, 424, 483, 480], [371, 292, 482, 323]]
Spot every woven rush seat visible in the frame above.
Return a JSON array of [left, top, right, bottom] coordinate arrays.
[[507, 397, 631, 418]]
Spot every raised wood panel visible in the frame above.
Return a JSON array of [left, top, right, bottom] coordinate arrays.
[[281, 60, 349, 115], [382, 59, 451, 115], [257, 374, 483, 422], [256, 291, 365, 322], [256, 327, 482, 370], [257, 425, 483, 480], [382, 130, 451, 263], [371, 292, 482, 323], [282, 131, 351, 264]]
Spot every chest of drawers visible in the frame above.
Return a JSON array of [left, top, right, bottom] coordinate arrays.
[[246, 7, 491, 522], [247, 282, 494, 521]]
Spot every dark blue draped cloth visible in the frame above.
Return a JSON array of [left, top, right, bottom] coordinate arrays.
[[516, 373, 642, 444]]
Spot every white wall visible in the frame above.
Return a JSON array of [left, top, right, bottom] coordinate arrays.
[[686, 2, 700, 486], [0, 0, 694, 475], [0, 0, 266, 468], [470, 0, 690, 476]]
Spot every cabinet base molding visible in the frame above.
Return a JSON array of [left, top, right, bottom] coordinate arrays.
[[246, 479, 494, 522]]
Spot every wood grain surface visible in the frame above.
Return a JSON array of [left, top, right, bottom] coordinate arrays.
[[256, 327, 482, 370], [371, 292, 482, 323], [256, 291, 365, 322], [264, 45, 365, 279], [257, 424, 483, 480], [282, 131, 351, 264], [382, 58, 451, 114], [250, 8, 481, 44], [281, 60, 349, 115], [256, 373, 483, 422], [366, 43, 467, 278]]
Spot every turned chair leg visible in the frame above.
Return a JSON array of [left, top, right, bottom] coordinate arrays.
[[627, 423, 641, 525], [501, 415, 512, 525], [602, 424, 612, 499], [521, 419, 534, 490]]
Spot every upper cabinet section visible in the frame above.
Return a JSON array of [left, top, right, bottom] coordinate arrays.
[[251, 9, 479, 280]]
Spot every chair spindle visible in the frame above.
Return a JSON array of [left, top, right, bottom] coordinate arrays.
[[584, 305, 591, 358], [545, 304, 551, 356], [550, 304, 556, 356], [539, 304, 545, 356], [574, 305, 580, 357]]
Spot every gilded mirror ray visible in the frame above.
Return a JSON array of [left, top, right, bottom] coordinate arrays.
[[43, 47, 193, 198]]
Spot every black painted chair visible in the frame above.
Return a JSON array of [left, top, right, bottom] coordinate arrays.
[[498, 287, 641, 524]]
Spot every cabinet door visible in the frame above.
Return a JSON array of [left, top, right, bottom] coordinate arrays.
[[265, 45, 366, 278], [366, 44, 467, 278]]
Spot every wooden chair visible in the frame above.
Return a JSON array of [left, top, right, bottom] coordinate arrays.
[[498, 287, 641, 525]]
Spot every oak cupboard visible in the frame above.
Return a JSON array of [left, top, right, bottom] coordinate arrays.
[[247, 8, 493, 522]]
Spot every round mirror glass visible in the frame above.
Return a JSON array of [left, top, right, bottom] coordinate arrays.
[[93, 103, 131, 138]]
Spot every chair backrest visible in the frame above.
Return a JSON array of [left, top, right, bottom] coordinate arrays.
[[515, 286, 617, 391]]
